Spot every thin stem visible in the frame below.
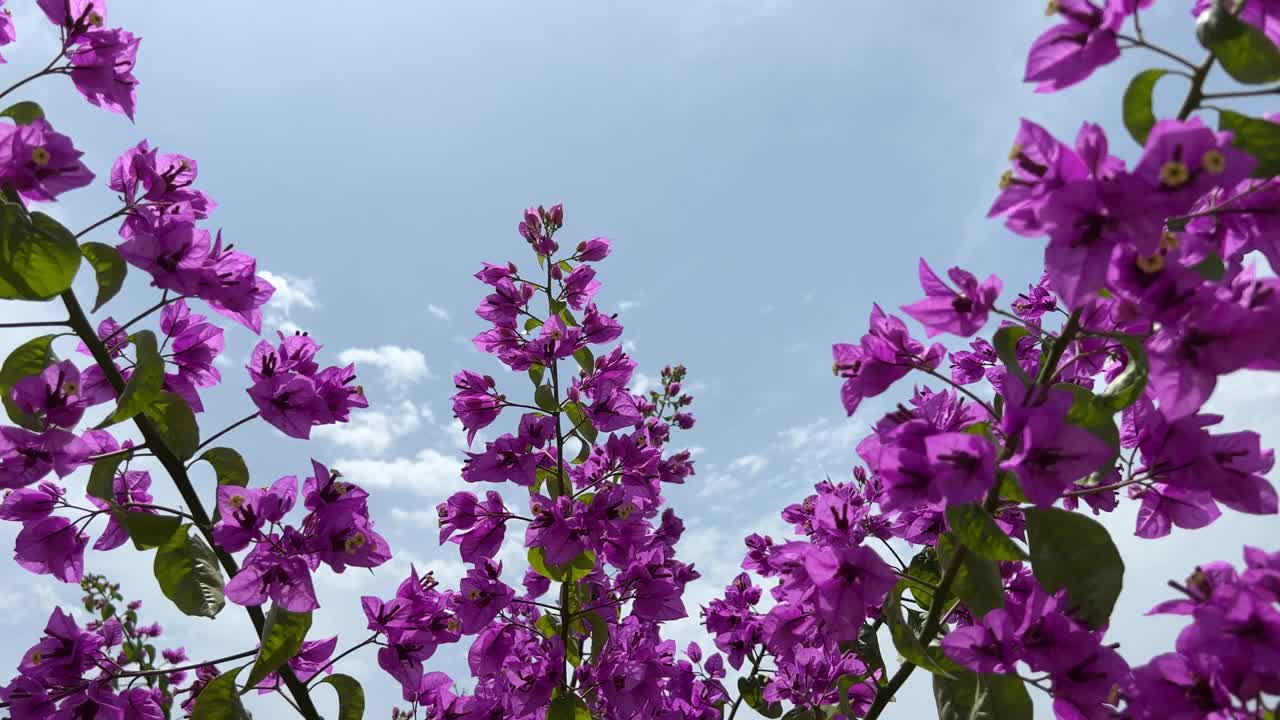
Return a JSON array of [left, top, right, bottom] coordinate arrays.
[[0, 54, 65, 103], [59, 288, 324, 720], [1201, 86, 1280, 100], [1165, 179, 1273, 227], [104, 293, 186, 346], [192, 412, 261, 455], [306, 634, 379, 689], [88, 444, 145, 463], [0, 320, 70, 328], [1116, 33, 1198, 70], [114, 649, 258, 678], [75, 208, 129, 239], [1177, 53, 1217, 121]]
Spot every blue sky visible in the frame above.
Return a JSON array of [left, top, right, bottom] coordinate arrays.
[[1, 2, 1276, 718]]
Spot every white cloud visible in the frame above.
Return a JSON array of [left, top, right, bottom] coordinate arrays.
[[259, 270, 317, 331], [427, 304, 451, 321], [728, 453, 768, 475], [339, 345, 430, 388], [631, 372, 656, 397], [334, 447, 462, 498], [617, 300, 642, 312], [314, 400, 424, 455]]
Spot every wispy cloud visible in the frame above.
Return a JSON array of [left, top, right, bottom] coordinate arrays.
[[427, 304, 451, 321], [339, 345, 430, 388]]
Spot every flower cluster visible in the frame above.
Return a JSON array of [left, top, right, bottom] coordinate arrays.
[[0, 574, 194, 719], [216, 459, 391, 612], [1125, 546, 1280, 718], [361, 206, 723, 719], [246, 332, 368, 439]]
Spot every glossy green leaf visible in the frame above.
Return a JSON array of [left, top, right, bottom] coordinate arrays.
[[319, 674, 366, 720], [1122, 69, 1169, 145], [79, 242, 127, 311], [0, 101, 45, 125], [191, 663, 250, 719], [116, 510, 182, 550], [933, 661, 1033, 720], [937, 534, 1004, 618], [1025, 507, 1124, 629], [993, 326, 1033, 387], [572, 346, 594, 373], [996, 470, 1028, 503], [104, 330, 164, 425], [198, 447, 250, 487], [528, 364, 545, 386], [143, 390, 200, 460], [0, 207, 81, 300], [1218, 110, 1280, 178], [1098, 336, 1149, 412], [1200, 8, 1280, 84], [1057, 383, 1121, 452], [884, 582, 953, 677], [584, 610, 610, 660], [154, 525, 226, 618], [245, 605, 312, 691], [548, 691, 592, 720], [535, 384, 559, 412], [87, 452, 128, 503], [1190, 252, 1226, 282], [946, 504, 1028, 561], [738, 676, 783, 718], [0, 334, 56, 430], [905, 548, 940, 610]]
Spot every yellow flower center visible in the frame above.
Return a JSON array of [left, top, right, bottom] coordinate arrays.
[[1008, 143, 1024, 162], [1159, 160, 1189, 187], [998, 169, 1014, 190], [30, 651, 42, 665], [228, 494, 246, 509], [344, 532, 366, 554], [1159, 231, 1180, 251], [1201, 149, 1226, 175], [1136, 253, 1165, 273], [1045, 0, 1059, 15], [466, 588, 482, 600], [446, 617, 461, 632], [87, 10, 103, 26], [30, 147, 50, 167], [332, 482, 351, 496], [62, 382, 78, 395]]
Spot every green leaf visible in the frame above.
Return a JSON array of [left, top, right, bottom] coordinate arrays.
[[116, 510, 182, 551], [1097, 336, 1149, 413], [319, 674, 365, 720], [1122, 69, 1169, 146], [993, 326, 1032, 387], [154, 525, 226, 618], [933, 662, 1033, 720], [87, 452, 128, 503], [245, 605, 312, 691], [528, 364, 545, 386], [946, 504, 1028, 562], [0, 101, 46, 125], [191, 664, 250, 720], [937, 534, 1004, 618], [572, 346, 594, 373], [1025, 507, 1124, 629], [1, 334, 56, 430], [1189, 251, 1226, 281], [548, 691, 592, 720], [524, 317, 544, 332], [143, 390, 200, 460], [1057, 383, 1121, 452], [104, 330, 164, 426], [1218, 110, 1280, 178], [79, 242, 127, 311], [0, 207, 82, 300], [904, 548, 940, 610], [535, 384, 559, 412], [198, 447, 250, 487], [737, 676, 783, 718], [996, 470, 1028, 503], [1200, 8, 1280, 84], [584, 611, 610, 660], [884, 582, 953, 677]]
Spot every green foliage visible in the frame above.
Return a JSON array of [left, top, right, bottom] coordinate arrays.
[[1025, 507, 1124, 629], [0, 101, 46, 125], [528, 547, 596, 582], [116, 511, 183, 551], [245, 605, 313, 691], [143, 390, 201, 460], [937, 534, 1004, 618], [154, 525, 226, 618], [1218, 110, 1280, 178], [884, 582, 953, 677], [738, 675, 783, 718], [87, 452, 129, 503], [199, 447, 250, 487], [103, 330, 164, 426], [535, 384, 559, 412], [1200, 8, 1280, 84], [1097, 336, 1149, 413], [191, 664, 251, 719], [548, 691, 592, 720], [80, 242, 127, 311], [945, 504, 1029, 562], [0, 206, 81, 301], [319, 674, 366, 720], [933, 660, 1033, 720], [993, 326, 1033, 386], [1122, 69, 1169, 145], [0, 334, 57, 430]]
